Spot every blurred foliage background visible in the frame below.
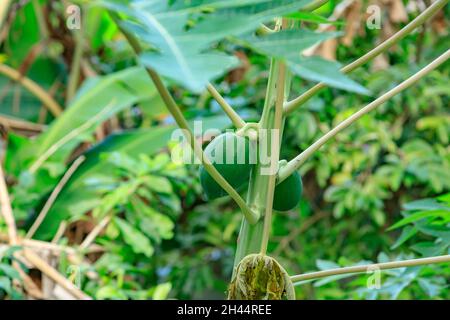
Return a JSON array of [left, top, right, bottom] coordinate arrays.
[[0, 0, 449, 300]]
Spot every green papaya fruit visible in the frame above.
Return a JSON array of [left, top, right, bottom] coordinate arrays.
[[273, 164, 303, 211], [199, 132, 253, 200]]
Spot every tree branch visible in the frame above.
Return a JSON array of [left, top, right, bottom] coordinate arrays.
[[0, 63, 63, 116], [0, 165, 17, 245], [22, 249, 91, 300], [284, 0, 449, 114], [278, 49, 450, 183], [291, 254, 450, 283], [26, 156, 86, 239]]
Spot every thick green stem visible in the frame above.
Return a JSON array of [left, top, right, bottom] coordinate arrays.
[[232, 59, 280, 272], [284, 0, 449, 114], [260, 61, 286, 255]]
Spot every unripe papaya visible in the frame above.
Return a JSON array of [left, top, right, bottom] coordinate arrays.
[[199, 132, 253, 200], [273, 164, 303, 211]]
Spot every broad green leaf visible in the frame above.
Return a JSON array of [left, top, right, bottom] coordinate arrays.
[[240, 29, 340, 60], [100, 0, 310, 92], [239, 29, 368, 94], [114, 217, 154, 257], [287, 56, 370, 95], [34, 67, 160, 163], [284, 11, 344, 25]]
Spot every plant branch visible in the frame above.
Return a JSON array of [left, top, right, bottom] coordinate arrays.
[[284, 0, 449, 114], [0, 1, 12, 31], [0, 165, 17, 245], [291, 254, 450, 283], [0, 63, 63, 116], [79, 214, 112, 250], [22, 249, 91, 300], [26, 156, 86, 239], [278, 49, 450, 183], [111, 12, 258, 224], [0, 114, 45, 133], [206, 83, 246, 129]]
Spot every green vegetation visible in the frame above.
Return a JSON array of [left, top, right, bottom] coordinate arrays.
[[0, 0, 449, 300]]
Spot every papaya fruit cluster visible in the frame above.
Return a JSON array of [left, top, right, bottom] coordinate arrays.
[[199, 132, 303, 211]]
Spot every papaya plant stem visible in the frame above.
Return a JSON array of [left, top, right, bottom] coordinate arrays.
[[278, 49, 450, 183], [111, 13, 258, 224], [206, 83, 246, 129], [260, 61, 286, 255], [232, 58, 279, 272], [0, 63, 63, 116], [284, 0, 449, 114], [291, 254, 450, 283]]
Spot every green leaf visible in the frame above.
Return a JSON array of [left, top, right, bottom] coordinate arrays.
[[144, 175, 172, 194], [388, 210, 450, 230], [284, 11, 344, 25], [0, 264, 21, 280], [241, 29, 340, 60], [114, 217, 154, 257], [418, 278, 444, 297], [101, 0, 310, 92], [34, 67, 159, 163], [403, 198, 449, 212], [287, 56, 370, 95], [410, 241, 447, 256], [0, 276, 12, 294], [390, 225, 418, 249]]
